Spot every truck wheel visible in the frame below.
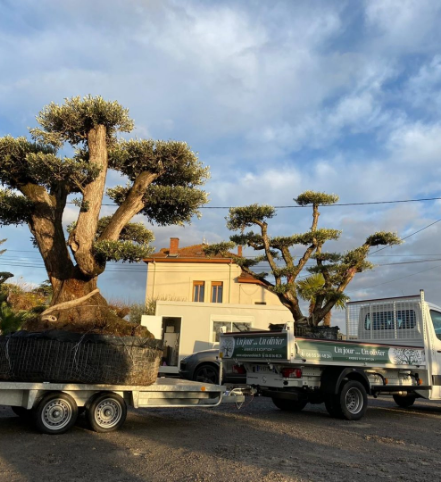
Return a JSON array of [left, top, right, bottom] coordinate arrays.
[[193, 364, 219, 384], [272, 397, 308, 412], [393, 394, 416, 408], [33, 392, 78, 435], [86, 393, 127, 433], [339, 381, 368, 420]]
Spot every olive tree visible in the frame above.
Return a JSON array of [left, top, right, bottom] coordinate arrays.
[[204, 191, 401, 327], [0, 96, 208, 335]]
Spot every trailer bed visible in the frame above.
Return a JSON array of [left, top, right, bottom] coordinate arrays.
[[0, 377, 227, 410]]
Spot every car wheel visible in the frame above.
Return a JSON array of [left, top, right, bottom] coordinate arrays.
[[193, 364, 219, 384]]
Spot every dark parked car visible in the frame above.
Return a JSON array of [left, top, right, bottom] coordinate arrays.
[[179, 349, 246, 385]]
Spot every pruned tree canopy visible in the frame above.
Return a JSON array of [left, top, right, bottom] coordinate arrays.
[[205, 191, 401, 327], [0, 96, 209, 335]]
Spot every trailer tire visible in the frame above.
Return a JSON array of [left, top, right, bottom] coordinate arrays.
[[33, 392, 78, 435], [86, 392, 127, 433], [272, 397, 308, 412], [393, 394, 416, 408], [193, 364, 219, 384]]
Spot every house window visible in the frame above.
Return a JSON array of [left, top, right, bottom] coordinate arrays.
[[211, 282, 223, 303], [212, 321, 251, 342], [193, 281, 205, 302]]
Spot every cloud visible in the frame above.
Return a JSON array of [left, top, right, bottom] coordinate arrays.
[[364, 0, 441, 53]]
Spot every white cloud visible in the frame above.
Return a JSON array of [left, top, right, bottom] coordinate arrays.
[[364, 0, 441, 53], [387, 123, 441, 167]]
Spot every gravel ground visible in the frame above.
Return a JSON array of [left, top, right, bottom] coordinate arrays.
[[0, 395, 440, 482]]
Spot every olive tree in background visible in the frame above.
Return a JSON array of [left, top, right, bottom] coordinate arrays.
[[0, 96, 209, 335], [204, 191, 401, 327]]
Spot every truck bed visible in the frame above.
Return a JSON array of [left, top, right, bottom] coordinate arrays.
[[220, 330, 426, 369]]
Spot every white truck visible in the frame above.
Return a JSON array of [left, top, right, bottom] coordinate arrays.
[[0, 376, 248, 435], [219, 291, 441, 420]]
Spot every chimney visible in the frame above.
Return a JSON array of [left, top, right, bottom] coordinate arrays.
[[169, 238, 179, 256], [237, 245, 243, 257]]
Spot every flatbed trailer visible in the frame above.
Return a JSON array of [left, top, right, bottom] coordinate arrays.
[[0, 377, 248, 435], [219, 291, 441, 420]]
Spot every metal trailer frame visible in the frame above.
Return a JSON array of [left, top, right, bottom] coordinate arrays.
[[0, 377, 249, 435]]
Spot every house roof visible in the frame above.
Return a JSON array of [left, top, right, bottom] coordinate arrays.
[[143, 238, 264, 285], [237, 271, 266, 286], [143, 243, 235, 264]]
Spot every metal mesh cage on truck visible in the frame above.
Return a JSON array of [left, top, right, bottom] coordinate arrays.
[[346, 295, 425, 346]]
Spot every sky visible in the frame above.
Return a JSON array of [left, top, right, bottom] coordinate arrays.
[[1, 0, 441, 315]]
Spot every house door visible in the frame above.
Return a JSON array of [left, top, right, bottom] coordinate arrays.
[[162, 317, 181, 367]]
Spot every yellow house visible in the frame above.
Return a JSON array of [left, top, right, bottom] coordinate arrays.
[[144, 237, 283, 306]]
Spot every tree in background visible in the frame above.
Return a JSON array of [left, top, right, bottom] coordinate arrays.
[[204, 191, 401, 327], [0, 239, 13, 289], [0, 96, 209, 335]]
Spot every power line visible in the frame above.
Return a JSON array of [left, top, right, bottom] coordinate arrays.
[[370, 216, 441, 255], [364, 262, 441, 289], [79, 195, 441, 210]]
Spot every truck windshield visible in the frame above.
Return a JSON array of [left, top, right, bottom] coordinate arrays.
[[429, 310, 441, 340]]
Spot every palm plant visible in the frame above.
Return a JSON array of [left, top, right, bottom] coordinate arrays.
[[297, 274, 346, 326]]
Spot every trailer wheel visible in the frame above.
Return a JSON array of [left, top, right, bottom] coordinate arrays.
[[33, 392, 78, 435], [393, 394, 416, 408], [193, 364, 219, 384], [86, 392, 127, 433], [339, 381, 368, 420], [272, 397, 308, 412]]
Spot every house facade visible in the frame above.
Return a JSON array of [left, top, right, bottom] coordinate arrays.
[[144, 237, 283, 306], [143, 238, 291, 374]]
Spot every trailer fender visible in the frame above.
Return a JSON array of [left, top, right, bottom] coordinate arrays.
[[320, 367, 371, 396]]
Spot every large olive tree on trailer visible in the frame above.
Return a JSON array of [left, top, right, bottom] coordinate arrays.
[[204, 191, 401, 327], [0, 96, 208, 335]]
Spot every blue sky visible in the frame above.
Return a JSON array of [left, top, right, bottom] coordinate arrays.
[[1, 0, 441, 307]]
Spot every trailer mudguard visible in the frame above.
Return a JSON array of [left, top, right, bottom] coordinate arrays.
[[320, 367, 371, 395]]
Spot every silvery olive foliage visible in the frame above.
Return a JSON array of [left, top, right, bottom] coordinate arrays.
[[0, 96, 209, 322]]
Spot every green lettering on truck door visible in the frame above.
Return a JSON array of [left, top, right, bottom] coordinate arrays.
[[220, 334, 288, 360]]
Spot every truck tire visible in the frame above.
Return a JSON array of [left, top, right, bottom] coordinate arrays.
[[393, 394, 416, 408], [193, 364, 219, 384], [272, 397, 308, 412], [86, 392, 127, 433], [33, 392, 78, 435], [339, 381, 368, 420]]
